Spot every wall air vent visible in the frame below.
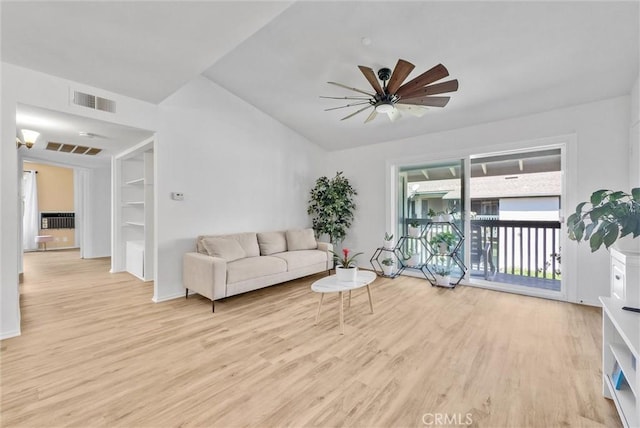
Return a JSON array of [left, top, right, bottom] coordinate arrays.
[[72, 90, 116, 113], [46, 141, 102, 156]]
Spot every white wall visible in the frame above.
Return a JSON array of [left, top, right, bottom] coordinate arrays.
[[0, 63, 158, 339], [630, 75, 639, 187], [325, 96, 630, 306], [154, 76, 325, 301], [84, 166, 111, 258]]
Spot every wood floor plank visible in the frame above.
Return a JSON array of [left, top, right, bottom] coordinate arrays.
[[0, 250, 621, 427]]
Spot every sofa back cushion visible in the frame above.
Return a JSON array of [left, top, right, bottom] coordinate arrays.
[[201, 237, 246, 262], [257, 231, 287, 255], [197, 232, 260, 258], [230, 232, 260, 257], [286, 228, 318, 251]]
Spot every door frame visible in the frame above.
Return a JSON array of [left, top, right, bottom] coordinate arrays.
[[387, 133, 577, 302]]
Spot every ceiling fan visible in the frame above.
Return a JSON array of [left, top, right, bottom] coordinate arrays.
[[322, 59, 459, 123]]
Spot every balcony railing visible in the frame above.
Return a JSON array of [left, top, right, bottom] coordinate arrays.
[[401, 218, 561, 290], [470, 219, 561, 289]]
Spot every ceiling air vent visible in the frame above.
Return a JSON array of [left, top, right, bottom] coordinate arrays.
[[72, 90, 116, 113], [46, 141, 102, 156]]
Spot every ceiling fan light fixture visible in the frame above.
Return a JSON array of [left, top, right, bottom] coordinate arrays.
[[375, 103, 395, 114]]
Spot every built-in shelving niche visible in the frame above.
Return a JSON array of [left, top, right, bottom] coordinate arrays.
[[113, 140, 154, 281]]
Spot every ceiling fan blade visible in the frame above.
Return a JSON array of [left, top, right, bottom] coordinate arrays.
[[396, 64, 449, 97], [395, 104, 429, 117], [324, 101, 371, 111], [397, 96, 450, 108], [320, 95, 371, 100], [386, 59, 415, 95], [327, 81, 375, 97], [364, 108, 378, 123], [341, 105, 373, 121], [358, 66, 384, 95], [387, 108, 401, 122], [399, 79, 459, 99]]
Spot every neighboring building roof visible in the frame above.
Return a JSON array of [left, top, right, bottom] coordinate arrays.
[[410, 171, 561, 199]]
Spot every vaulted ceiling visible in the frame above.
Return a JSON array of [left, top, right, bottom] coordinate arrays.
[[2, 1, 639, 153]]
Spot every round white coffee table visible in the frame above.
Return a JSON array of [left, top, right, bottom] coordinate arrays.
[[311, 270, 376, 334]]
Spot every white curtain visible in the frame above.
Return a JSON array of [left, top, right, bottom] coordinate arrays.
[[22, 171, 39, 251]]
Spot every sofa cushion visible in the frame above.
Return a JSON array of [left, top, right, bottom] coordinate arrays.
[[286, 228, 317, 251], [227, 256, 287, 284], [257, 231, 287, 255], [272, 250, 327, 271], [201, 237, 245, 262], [198, 232, 260, 257], [228, 232, 260, 257]]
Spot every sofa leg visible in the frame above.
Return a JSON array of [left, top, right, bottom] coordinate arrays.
[[185, 288, 188, 299], [212, 299, 215, 313]]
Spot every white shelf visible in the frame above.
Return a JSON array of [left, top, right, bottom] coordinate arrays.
[[611, 343, 638, 397], [601, 297, 639, 358], [601, 289, 639, 428], [605, 374, 638, 428], [117, 147, 154, 282]]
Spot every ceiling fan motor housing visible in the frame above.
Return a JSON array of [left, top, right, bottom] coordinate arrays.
[[377, 67, 392, 82]]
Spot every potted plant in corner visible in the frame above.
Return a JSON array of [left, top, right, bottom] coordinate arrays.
[[429, 231, 457, 255], [567, 188, 640, 252], [381, 257, 395, 276], [383, 232, 395, 249], [307, 171, 357, 244], [331, 248, 363, 282], [408, 220, 421, 238]]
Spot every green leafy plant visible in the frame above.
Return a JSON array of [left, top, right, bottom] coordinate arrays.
[[432, 265, 451, 276], [428, 208, 436, 218], [384, 232, 394, 241], [432, 256, 452, 276], [408, 219, 420, 228], [567, 188, 640, 252], [429, 231, 457, 249], [331, 248, 363, 268], [308, 171, 357, 244], [381, 257, 394, 266]]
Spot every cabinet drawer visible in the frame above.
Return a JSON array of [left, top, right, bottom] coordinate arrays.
[[611, 258, 625, 301]]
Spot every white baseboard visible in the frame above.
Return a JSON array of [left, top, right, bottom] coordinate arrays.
[[0, 329, 21, 340], [152, 291, 185, 303]]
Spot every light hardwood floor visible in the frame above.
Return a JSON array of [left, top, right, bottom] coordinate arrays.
[[1, 250, 620, 427]]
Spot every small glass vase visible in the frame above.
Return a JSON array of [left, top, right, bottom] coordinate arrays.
[[336, 266, 358, 282]]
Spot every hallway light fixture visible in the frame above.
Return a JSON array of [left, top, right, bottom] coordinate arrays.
[[17, 129, 40, 149]]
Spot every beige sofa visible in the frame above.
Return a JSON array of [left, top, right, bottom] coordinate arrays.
[[183, 228, 333, 311]]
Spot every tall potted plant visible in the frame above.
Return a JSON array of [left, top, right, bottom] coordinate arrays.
[[567, 188, 640, 252], [307, 171, 357, 244]]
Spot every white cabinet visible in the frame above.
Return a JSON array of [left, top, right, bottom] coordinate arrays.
[[600, 249, 640, 428], [126, 240, 144, 279]]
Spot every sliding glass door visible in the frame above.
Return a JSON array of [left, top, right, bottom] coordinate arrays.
[[468, 148, 563, 296], [397, 160, 465, 276], [393, 145, 565, 299]]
